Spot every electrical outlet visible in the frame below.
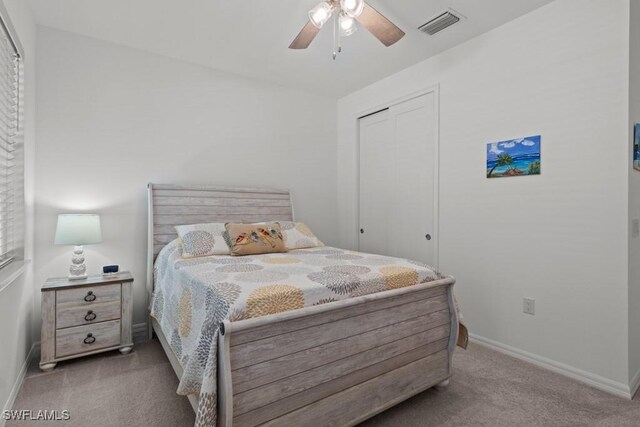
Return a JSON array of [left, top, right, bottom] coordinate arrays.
[[633, 219, 640, 238], [523, 298, 535, 315]]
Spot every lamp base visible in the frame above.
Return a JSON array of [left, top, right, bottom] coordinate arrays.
[[68, 245, 88, 280]]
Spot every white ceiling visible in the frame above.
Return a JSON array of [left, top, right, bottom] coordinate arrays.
[[27, 0, 555, 98]]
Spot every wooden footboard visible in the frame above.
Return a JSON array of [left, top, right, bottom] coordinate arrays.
[[218, 277, 458, 427]]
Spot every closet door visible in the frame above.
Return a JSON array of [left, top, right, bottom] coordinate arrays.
[[391, 93, 436, 263], [358, 93, 436, 265], [358, 109, 393, 256]]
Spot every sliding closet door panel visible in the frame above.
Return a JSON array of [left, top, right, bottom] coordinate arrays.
[[358, 92, 437, 265], [358, 110, 393, 256], [391, 93, 435, 263]]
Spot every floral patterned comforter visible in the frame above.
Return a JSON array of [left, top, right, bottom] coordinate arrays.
[[150, 239, 445, 426]]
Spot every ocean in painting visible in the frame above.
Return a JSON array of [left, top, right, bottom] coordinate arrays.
[[486, 135, 541, 178]]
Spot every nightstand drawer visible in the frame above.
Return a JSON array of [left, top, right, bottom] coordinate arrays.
[[56, 283, 121, 307], [55, 319, 121, 358], [56, 300, 121, 329]]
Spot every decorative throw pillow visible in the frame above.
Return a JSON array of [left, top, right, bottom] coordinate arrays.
[[224, 223, 286, 256], [277, 221, 324, 250], [174, 222, 230, 258]]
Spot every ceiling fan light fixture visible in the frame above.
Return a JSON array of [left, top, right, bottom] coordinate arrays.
[[339, 13, 357, 36], [340, 0, 364, 18], [289, 0, 405, 51], [309, 1, 335, 29]]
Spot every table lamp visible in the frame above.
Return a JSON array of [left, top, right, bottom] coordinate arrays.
[[54, 214, 102, 280]]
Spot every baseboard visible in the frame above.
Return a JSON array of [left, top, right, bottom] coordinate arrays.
[[1, 342, 38, 427], [469, 333, 632, 399], [133, 322, 149, 343], [629, 367, 640, 399]]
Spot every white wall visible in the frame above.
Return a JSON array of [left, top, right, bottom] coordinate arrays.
[[0, 0, 36, 415], [338, 0, 632, 390], [35, 27, 338, 332], [628, 0, 640, 393]]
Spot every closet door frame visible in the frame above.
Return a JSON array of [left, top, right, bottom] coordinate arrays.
[[355, 84, 440, 269]]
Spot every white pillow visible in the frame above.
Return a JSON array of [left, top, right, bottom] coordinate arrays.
[[277, 221, 324, 250], [174, 222, 230, 258]]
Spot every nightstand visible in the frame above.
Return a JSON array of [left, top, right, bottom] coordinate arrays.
[[40, 272, 134, 371]]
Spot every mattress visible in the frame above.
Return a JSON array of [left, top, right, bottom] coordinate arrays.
[[150, 239, 445, 426]]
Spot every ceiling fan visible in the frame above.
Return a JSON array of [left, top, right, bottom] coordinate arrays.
[[289, 0, 405, 59]]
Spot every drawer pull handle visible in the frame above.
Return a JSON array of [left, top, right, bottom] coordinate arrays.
[[83, 333, 96, 345], [84, 311, 96, 321], [84, 291, 96, 302]]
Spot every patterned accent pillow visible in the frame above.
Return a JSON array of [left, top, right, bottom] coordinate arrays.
[[174, 223, 230, 258], [277, 221, 324, 250], [224, 223, 286, 256]]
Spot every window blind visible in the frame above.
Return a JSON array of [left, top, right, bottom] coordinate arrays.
[[0, 16, 20, 270]]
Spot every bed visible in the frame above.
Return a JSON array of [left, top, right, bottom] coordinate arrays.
[[146, 184, 463, 427]]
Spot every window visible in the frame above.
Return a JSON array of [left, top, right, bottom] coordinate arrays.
[[0, 13, 21, 270]]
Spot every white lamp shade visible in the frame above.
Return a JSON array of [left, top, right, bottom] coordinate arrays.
[[54, 214, 102, 246], [309, 1, 334, 28], [339, 13, 357, 36], [340, 0, 364, 18]]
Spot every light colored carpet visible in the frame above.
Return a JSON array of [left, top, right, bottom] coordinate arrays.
[[9, 341, 194, 427], [8, 340, 640, 426], [362, 343, 640, 427]]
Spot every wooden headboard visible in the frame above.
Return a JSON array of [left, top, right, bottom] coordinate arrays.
[[148, 184, 294, 260], [146, 183, 295, 336]]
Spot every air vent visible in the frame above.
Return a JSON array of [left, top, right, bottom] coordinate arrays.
[[418, 11, 461, 36]]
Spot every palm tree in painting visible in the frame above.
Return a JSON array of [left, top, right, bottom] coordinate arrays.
[[527, 160, 540, 175], [487, 153, 513, 178]]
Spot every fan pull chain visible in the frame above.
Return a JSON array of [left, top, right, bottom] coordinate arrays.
[[332, 13, 338, 60], [337, 12, 343, 54]]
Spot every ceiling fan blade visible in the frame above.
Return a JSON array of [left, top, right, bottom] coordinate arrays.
[[289, 21, 321, 49], [356, 2, 405, 47]]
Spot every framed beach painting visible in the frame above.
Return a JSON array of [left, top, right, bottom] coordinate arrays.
[[634, 124, 640, 171], [487, 135, 541, 178]]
